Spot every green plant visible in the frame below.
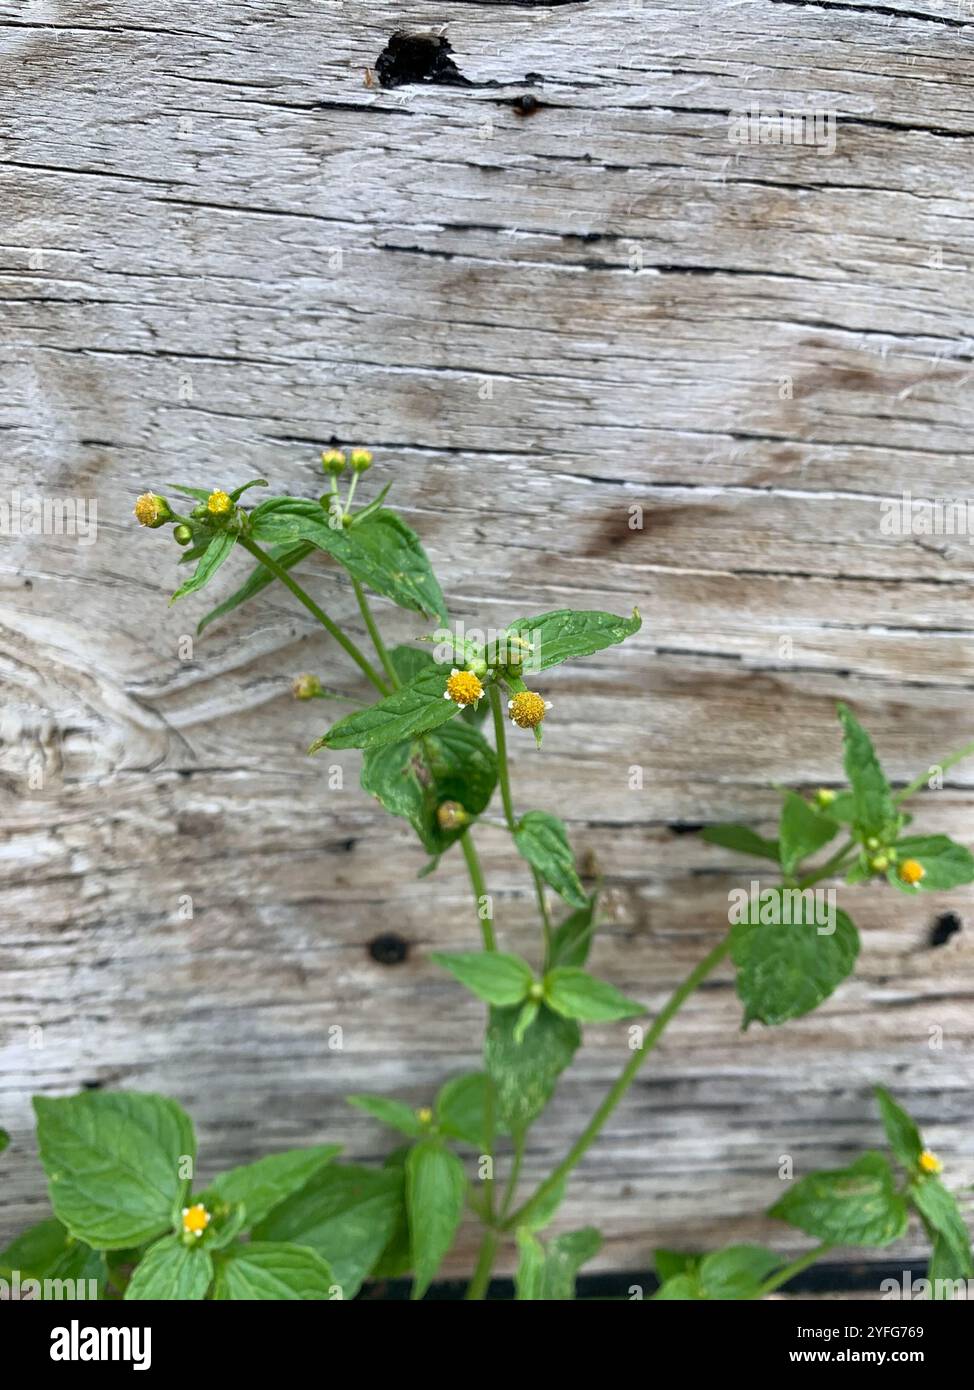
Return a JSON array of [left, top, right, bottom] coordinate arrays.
[[4, 454, 972, 1301]]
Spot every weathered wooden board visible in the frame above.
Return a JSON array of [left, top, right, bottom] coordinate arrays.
[[2, 0, 973, 1281]]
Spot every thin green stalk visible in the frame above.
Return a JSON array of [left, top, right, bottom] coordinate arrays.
[[460, 830, 495, 952], [894, 739, 974, 805], [489, 684, 517, 831], [532, 869, 553, 970], [797, 837, 856, 890], [505, 934, 733, 1229], [754, 1242, 833, 1298], [344, 473, 360, 513], [465, 1230, 499, 1301], [239, 536, 388, 695], [352, 579, 400, 689], [499, 1137, 525, 1221]]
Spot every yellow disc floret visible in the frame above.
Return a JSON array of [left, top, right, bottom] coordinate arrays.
[[919, 1149, 943, 1174], [207, 489, 233, 517], [444, 669, 484, 707], [899, 858, 926, 885], [181, 1203, 211, 1238], [508, 691, 551, 730], [134, 493, 171, 528]]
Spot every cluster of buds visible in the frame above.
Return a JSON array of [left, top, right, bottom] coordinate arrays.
[[321, 448, 374, 477]]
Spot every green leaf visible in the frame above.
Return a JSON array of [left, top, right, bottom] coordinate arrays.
[[778, 792, 839, 875], [874, 1087, 923, 1171], [729, 890, 859, 1027], [888, 836, 974, 893], [406, 1140, 467, 1300], [515, 1226, 601, 1300], [544, 967, 643, 1023], [514, 810, 587, 909], [347, 481, 393, 527], [229, 478, 268, 501], [254, 1162, 403, 1299], [485, 1004, 580, 1136], [361, 721, 497, 857], [248, 498, 447, 622], [513, 998, 539, 1044], [124, 1237, 213, 1300], [167, 482, 212, 503], [700, 824, 780, 862], [198, 541, 314, 633], [311, 664, 460, 752], [212, 1242, 337, 1300], [504, 608, 641, 671], [697, 1244, 783, 1299], [0, 1127, 8, 1154], [435, 1073, 494, 1149], [549, 892, 599, 968], [928, 1233, 972, 1295], [910, 1176, 973, 1278], [33, 1091, 195, 1250], [347, 1095, 425, 1138], [516, 1175, 566, 1234], [0, 1218, 106, 1296], [204, 1144, 341, 1230], [654, 1248, 699, 1282], [837, 704, 897, 841], [770, 1152, 909, 1246], [432, 951, 534, 1007], [170, 530, 237, 604], [654, 1272, 703, 1300]]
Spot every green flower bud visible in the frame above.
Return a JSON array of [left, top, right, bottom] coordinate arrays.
[[292, 673, 323, 700], [173, 524, 194, 546], [349, 448, 373, 473], [321, 449, 346, 477]]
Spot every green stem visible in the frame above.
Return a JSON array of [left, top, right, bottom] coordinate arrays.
[[489, 685, 517, 831], [499, 1137, 525, 1221], [352, 579, 400, 689], [797, 838, 856, 889], [505, 934, 733, 1229], [239, 537, 388, 696], [754, 1243, 833, 1298], [532, 869, 553, 970], [345, 473, 360, 513], [460, 830, 495, 952], [895, 740, 974, 805], [465, 1230, 499, 1301]]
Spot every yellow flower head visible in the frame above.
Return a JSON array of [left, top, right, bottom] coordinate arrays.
[[322, 449, 346, 475], [416, 1107, 433, 1125], [350, 448, 373, 472], [181, 1203, 211, 1238], [899, 858, 925, 886], [134, 493, 171, 528], [444, 669, 484, 707], [292, 673, 322, 701], [207, 489, 233, 517], [919, 1149, 942, 1174], [508, 691, 550, 730]]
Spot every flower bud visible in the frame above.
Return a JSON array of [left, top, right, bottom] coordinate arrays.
[[436, 801, 469, 831], [869, 854, 889, 873], [292, 673, 323, 701], [173, 523, 194, 546], [816, 788, 836, 807], [134, 493, 173, 528], [321, 449, 346, 476], [350, 448, 373, 473]]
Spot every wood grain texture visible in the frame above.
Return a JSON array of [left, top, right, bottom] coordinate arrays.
[[2, 0, 973, 1282]]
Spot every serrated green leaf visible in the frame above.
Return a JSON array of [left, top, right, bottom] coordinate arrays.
[[212, 1242, 336, 1300], [698, 1244, 783, 1299], [312, 664, 459, 752], [544, 967, 643, 1023], [504, 608, 641, 671], [549, 892, 599, 968], [837, 704, 897, 841], [248, 498, 447, 622], [124, 1237, 213, 1300], [729, 890, 859, 1027], [361, 720, 497, 857], [778, 792, 839, 875], [515, 1226, 601, 1300], [203, 1144, 341, 1230], [770, 1152, 908, 1246], [406, 1141, 466, 1300], [0, 1218, 106, 1297], [170, 530, 237, 604], [514, 810, 587, 909], [254, 1162, 402, 1299], [33, 1092, 195, 1250], [198, 541, 314, 633], [653, 1272, 703, 1300], [435, 1073, 494, 1150], [347, 1095, 425, 1139], [654, 1248, 699, 1282], [700, 824, 780, 862], [910, 1176, 973, 1278], [485, 1004, 580, 1136], [874, 1087, 923, 1171], [432, 951, 534, 1007], [888, 836, 974, 893]]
